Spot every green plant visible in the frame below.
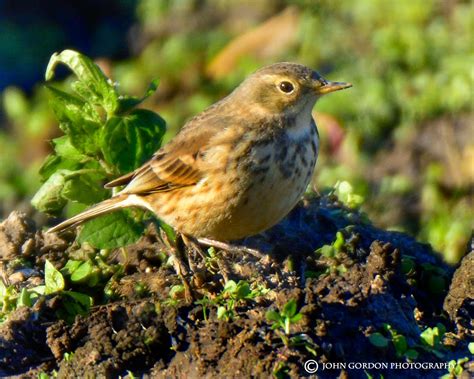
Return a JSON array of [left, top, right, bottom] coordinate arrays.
[[332, 180, 364, 209], [266, 299, 303, 335], [196, 280, 269, 321], [32, 259, 94, 323], [369, 324, 418, 359], [441, 357, 470, 379], [369, 323, 450, 360], [315, 231, 345, 259], [418, 323, 447, 358], [31, 49, 166, 249], [272, 361, 290, 379]]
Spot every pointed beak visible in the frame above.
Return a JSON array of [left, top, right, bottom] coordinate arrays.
[[317, 80, 352, 95]]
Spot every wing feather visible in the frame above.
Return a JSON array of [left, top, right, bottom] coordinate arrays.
[[104, 127, 217, 195]]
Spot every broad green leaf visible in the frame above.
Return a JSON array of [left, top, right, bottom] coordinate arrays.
[[224, 280, 237, 293], [333, 231, 345, 251], [45, 49, 118, 114], [392, 334, 408, 355], [47, 86, 102, 154], [156, 219, 176, 243], [117, 79, 160, 114], [404, 349, 419, 359], [316, 244, 336, 258], [31, 170, 70, 213], [420, 326, 438, 347], [236, 282, 251, 299], [46, 85, 99, 123], [17, 288, 32, 307], [62, 260, 82, 276], [61, 172, 108, 205], [290, 313, 303, 323], [58, 291, 93, 322], [38, 155, 80, 182], [52, 136, 87, 161], [70, 261, 93, 283], [44, 259, 65, 294], [217, 306, 227, 320], [101, 109, 166, 173], [78, 211, 143, 249], [282, 299, 297, 318], [369, 333, 389, 348], [266, 310, 282, 323]]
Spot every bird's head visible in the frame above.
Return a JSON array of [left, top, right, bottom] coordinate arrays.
[[236, 62, 352, 116]]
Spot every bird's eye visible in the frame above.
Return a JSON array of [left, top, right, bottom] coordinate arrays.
[[278, 81, 294, 94]]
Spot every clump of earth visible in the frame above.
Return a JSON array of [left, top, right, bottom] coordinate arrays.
[[0, 195, 472, 378]]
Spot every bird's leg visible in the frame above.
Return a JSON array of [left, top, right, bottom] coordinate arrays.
[[197, 237, 266, 259], [181, 234, 202, 273], [160, 230, 193, 303]]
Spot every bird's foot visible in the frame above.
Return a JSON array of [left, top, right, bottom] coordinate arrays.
[[197, 237, 266, 259]]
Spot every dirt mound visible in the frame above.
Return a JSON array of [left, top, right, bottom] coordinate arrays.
[[0, 196, 471, 378]]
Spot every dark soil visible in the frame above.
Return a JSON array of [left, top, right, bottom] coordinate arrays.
[[0, 195, 472, 378]]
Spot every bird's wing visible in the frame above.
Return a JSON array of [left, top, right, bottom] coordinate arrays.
[[104, 115, 223, 195]]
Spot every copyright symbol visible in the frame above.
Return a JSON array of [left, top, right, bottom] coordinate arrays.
[[304, 360, 319, 373]]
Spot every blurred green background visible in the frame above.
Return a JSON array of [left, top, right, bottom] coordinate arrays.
[[0, 0, 472, 263]]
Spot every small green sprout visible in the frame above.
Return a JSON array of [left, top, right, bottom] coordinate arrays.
[[440, 357, 469, 379], [216, 280, 266, 321], [195, 280, 269, 321], [418, 323, 447, 358], [333, 180, 364, 209], [266, 299, 303, 335], [369, 324, 418, 359]]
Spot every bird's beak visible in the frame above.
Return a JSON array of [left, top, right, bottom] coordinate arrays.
[[317, 80, 352, 95]]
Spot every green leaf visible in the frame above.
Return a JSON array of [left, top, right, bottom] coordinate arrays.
[[101, 109, 166, 173], [156, 219, 176, 243], [38, 155, 80, 182], [333, 231, 345, 251], [45, 49, 118, 114], [59, 291, 93, 321], [70, 261, 94, 283], [224, 280, 237, 293], [282, 299, 297, 318], [44, 259, 65, 294], [290, 313, 303, 323], [17, 288, 32, 307], [217, 306, 227, 320], [61, 260, 82, 276], [404, 349, 419, 359], [266, 310, 282, 323], [316, 244, 336, 258], [61, 172, 108, 205], [369, 332, 389, 348], [117, 78, 160, 114], [52, 136, 87, 161], [31, 170, 70, 213], [236, 282, 251, 299], [392, 334, 408, 355], [78, 211, 143, 249], [47, 86, 102, 154], [468, 342, 474, 355], [420, 326, 443, 347]]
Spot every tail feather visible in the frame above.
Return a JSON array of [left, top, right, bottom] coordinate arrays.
[[47, 195, 127, 234]]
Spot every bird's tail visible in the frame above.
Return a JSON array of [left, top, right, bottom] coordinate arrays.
[[47, 195, 128, 234]]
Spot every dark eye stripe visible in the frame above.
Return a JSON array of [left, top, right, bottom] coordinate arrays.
[[279, 81, 294, 93]]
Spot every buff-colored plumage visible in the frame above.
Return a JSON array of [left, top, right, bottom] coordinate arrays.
[[48, 63, 351, 240]]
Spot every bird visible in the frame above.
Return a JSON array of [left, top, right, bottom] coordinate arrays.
[[48, 62, 351, 242]]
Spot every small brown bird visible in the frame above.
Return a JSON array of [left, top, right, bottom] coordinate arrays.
[[48, 63, 351, 241]]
